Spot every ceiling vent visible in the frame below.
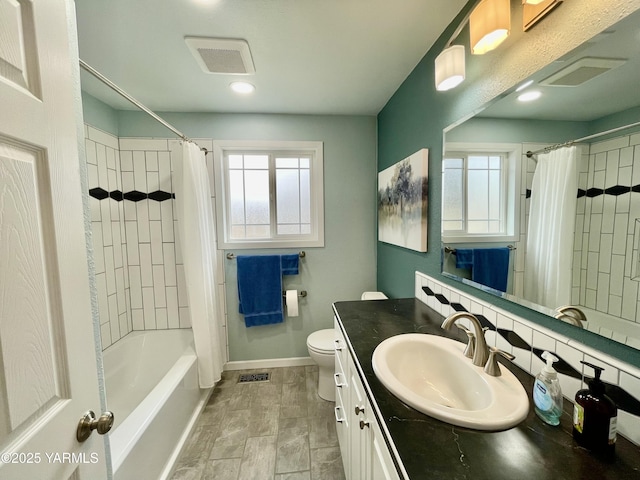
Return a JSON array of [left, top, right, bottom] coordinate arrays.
[[540, 57, 626, 87], [185, 37, 255, 75]]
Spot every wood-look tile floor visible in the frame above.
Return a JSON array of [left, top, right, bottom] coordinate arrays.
[[170, 366, 346, 480]]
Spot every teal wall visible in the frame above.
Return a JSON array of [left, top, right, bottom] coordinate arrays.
[[376, 3, 640, 367], [588, 105, 640, 139], [117, 111, 378, 361], [446, 117, 589, 144], [81, 91, 119, 136]]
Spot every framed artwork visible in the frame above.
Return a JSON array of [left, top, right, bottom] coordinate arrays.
[[377, 148, 428, 252]]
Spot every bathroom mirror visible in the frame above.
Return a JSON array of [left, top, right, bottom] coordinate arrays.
[[441, 9, 640, 351]]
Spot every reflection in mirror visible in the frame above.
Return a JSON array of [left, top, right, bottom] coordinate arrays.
[[442, 10, 640, 351]]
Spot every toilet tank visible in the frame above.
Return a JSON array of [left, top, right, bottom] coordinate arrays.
[[361, 291, 388, 300]]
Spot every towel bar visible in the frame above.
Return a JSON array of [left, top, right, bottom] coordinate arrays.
[[444, 245, 515, 254], [226, 251, 306, 260]]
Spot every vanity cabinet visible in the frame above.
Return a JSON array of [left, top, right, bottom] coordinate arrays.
[[334, 317, 400, 480]]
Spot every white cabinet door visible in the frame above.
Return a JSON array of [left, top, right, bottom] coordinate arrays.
[[334, 318, 350, 475], [348, 356, 370, 480], [0, 1, 108, 478], [334, 350, 349, 473], [371, 421, 400, 480]]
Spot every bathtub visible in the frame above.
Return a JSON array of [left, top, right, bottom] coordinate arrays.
[[103, 329, 210, 480]]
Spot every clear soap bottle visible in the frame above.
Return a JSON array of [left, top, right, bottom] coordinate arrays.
[[533, 351, 563, 426]]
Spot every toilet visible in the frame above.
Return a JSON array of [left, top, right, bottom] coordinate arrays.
[[307, 291, 387, 401]]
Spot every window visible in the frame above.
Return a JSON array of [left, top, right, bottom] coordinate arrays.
[[213, 140, 324, 248], [442, 143, 521, 242]]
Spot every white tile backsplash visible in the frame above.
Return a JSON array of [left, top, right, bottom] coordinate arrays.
[[415, 271, 640, 446]]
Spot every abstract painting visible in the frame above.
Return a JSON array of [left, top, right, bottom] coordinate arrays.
[[377, 149, 428, 252]]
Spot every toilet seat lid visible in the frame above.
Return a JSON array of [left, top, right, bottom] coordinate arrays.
[[307, 329, 335, 353]]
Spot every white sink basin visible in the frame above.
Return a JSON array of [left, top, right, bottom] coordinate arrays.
[[372, 334, 529, 431]]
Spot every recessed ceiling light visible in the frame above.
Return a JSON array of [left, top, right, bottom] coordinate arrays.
[[230, 81, 255, 94], [516, 80, 534, 92], [517, 90, 542, 102]]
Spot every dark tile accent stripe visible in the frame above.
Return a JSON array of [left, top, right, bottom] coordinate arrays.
[[497, 328, 530, 350], [422, 286, 434, 296], [110, 190, 123, 201], [89, 188, 175, 202], [532, 347, 581, 379], [89, 187, 109, 200], [586, 187, 604, 198], [600, 383, 640, 417], [123, 190, 148, 202], [434, 294, 449, 305], [532, 186, 640, 200], [421, 285, 640, 414], [605, 185, 631, 196], [450, 303, 467, 312]]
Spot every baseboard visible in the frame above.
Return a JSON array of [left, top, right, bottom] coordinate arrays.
[[224, 356, 315, 371]]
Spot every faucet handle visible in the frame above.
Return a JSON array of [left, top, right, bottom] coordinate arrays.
[[483, 346, 515, 377], [456, 325, 476, 359]]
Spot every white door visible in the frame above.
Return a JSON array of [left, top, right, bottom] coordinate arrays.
[[0, 0, 109, 479]]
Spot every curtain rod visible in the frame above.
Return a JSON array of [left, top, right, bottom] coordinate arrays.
[[79, 59, 198, 147], [526, 120, 640, 158]]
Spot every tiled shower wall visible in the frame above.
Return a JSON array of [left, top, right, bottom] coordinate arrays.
[[573, 132, 640, 336], [118, 137, 189, 333], [85, 125, 131, 349], [85, 125, 226, 352]]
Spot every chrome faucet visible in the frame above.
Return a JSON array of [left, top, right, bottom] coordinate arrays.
[[554, 305, 586, 329], [441, 312, 489, 367]]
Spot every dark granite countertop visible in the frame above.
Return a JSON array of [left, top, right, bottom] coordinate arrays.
[[333, 298, 640, 480]]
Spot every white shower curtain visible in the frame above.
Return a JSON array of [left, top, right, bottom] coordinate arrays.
[[524, 146, 578, 309], [175, 141, 224, 388]]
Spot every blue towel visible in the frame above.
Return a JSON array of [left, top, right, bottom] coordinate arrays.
[[237, 255, 284, 327], [471, 248, 510, 293], [281, 254, 299, 275], [455, 249, 474, 269]]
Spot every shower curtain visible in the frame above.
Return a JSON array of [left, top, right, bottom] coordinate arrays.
[[175, 141, 224, 388], [524, 146, 578, 309]]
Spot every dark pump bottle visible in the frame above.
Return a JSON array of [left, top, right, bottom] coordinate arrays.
[[573, 361, 617, 460]]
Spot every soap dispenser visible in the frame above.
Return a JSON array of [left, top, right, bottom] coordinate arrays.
[[533, 351, 563, 426], [573, 361, 617, 460]]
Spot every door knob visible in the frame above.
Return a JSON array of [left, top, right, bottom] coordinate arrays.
[[77, 410, 114, 442]]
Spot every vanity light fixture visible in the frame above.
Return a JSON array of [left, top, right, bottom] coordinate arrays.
[[230, 81, 255, 94], [517, 90, 542, 102], [435, 45, 466, 91], [522, 0, 546, 4], [434, 0, 511, 91], [470, 0, 511, 55]]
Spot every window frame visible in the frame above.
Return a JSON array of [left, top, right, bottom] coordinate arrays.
[[442, 142, 522, 243], [213, 140, 324, 249]]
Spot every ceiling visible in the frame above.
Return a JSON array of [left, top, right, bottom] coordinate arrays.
[[75, 0, 467, 116], [478, 8, 640, 122]]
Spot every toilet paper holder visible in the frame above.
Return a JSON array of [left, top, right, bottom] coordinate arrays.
[[283, 290, 307, 300]]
